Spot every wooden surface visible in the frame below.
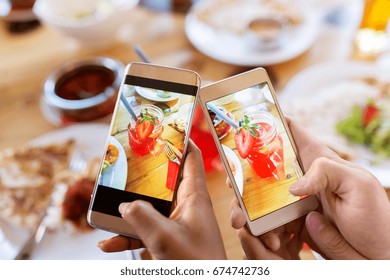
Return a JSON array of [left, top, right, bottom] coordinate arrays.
[[1, 2, 389, 260]]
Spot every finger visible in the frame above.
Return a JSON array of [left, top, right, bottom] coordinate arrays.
[[286, 235, 303, 260], [230, 198, 246, 229], [171, 140, 216, 221], [305, 211, 365, 260], [230, 199, 280, 251], [259, 231, 280, 252], [226, 177, 231, 188], [289, 157, 354, 198], [98, 235, 143, 252], [119, 201, 173, 249], [178, 140, 209, 199], [286, 118, 339, 171], [237, 227, 283, 260]]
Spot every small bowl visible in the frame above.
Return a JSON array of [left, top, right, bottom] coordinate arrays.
[[0, 0, 36, 22], [246, 17, 289, 50], [41, 56, 125, 126], [33, 0, 139, 49]]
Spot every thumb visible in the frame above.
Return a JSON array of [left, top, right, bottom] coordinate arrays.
[[306, 211, 365, 260], [119, 201, 172, 248], [289, 157, 352, 198]]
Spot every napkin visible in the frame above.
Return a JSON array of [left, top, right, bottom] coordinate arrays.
[[165, 150, 182, 191]]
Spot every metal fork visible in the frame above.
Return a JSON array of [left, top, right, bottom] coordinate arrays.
[[164, 144, 180, 165]]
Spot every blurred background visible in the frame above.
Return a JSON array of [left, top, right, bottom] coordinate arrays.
[[0, 0, 389, 260]]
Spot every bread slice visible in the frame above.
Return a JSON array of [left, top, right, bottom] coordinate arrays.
[[0, 140, 75, 232]]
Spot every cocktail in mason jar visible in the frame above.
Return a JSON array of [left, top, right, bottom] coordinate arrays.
[[128, 104, 164, 156], [234, 111, 284, 180]]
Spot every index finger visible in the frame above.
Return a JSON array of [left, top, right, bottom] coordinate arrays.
[[289, 157, 376, 199], [177, 140, 209, 200]]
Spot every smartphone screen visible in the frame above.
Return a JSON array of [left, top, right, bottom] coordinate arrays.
[[90, 74, 198, 219], [206, 82, 305, 222]]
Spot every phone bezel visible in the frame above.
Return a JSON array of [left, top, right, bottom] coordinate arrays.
[[88, 62, 201, 238], [198, 67, 318, 236]]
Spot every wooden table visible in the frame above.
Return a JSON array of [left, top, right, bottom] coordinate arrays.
[[1, 2, 388, 260]]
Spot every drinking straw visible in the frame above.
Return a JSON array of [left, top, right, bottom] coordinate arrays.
[[207, 103, 238, 129], [120, 94, 137, 121], [125, 44, 151, 122], [133, 45, 152, 64]]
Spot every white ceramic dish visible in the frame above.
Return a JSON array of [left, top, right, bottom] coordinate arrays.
[[279, 60, 390, 188], [100, 136, 127, 190], [222, 145, 243, 195], [185, 0, 320, 66], [134, 86, 179, 102], [28, 123, 127, 259], [33, 0, 139, 49]]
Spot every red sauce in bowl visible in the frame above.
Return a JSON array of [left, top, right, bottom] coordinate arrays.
[[42, 57, 124, 125], [55, 65, 115, 100]]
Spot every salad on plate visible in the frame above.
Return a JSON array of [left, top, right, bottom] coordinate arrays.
[[336, 79, 390, 158]]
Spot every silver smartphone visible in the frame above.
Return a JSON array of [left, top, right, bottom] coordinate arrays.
[[199, 68, 318, 236], [88, 62, 200, 238]]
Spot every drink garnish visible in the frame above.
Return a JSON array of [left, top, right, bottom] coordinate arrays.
[[234, 115, 259, 158], [136, 109, 158, 141], [238, 115, 259, 137]]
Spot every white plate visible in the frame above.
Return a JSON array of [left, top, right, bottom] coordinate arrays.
[[28, 123, 127, 259], [222, 145, 244, 195], [134, 86, 179, 102], [185, 0, 320, 66], [100, 136, 127, 190], [279, 60, 390, 188], [0, 217, 31, 260]]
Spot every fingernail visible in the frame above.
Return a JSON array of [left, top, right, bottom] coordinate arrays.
[[97, 240, 105, 249], [119, 202, 129, 215], [288, 185, 300, 192], [307, 212, 325, 233], [289, 178, 307, 192]]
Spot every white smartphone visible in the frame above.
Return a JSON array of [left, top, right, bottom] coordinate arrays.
[[88, 62, 200, 238], [199, 68, 318, 236]]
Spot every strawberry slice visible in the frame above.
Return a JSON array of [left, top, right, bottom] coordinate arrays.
[[234, 115, 259, 158], [363, 103, 379, 127], [234, 129, 256, 159], [136, 120, 154, 141], [135, 109, 157, 141]]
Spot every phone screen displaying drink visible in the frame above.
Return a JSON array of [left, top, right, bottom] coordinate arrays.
[[206, 82, 305, 221], [90, 74, 198, 219]]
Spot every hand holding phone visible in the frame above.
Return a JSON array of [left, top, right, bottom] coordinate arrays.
[[97, 141, 227, 260], [88, 62, 200, 238], [199, 68, 318, 236]]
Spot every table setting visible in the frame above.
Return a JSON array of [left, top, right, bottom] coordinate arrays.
[[0, 0, 389, 261]]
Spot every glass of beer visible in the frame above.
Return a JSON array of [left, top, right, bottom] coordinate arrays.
[[354, 0, 390, 58]]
